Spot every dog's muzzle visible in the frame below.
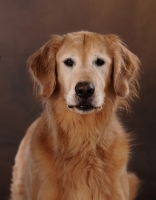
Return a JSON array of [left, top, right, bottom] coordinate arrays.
[[68, 82, 101, 112]]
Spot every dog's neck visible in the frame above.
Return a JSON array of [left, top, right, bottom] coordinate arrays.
[[46, 97, 117, 157]]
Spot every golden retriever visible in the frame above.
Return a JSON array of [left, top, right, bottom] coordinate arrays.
[[10, 31, 140, 200]]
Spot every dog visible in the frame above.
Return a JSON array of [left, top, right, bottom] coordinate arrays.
[[10, 31, 140, 200]]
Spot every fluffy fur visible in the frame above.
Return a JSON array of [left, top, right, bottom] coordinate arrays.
[[10, 31, 140, 200]]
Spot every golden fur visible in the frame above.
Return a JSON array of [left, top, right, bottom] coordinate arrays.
[[10, 31, 140, 200]]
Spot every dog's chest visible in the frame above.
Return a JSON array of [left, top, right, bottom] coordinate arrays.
[[52, 153, 116, 200]]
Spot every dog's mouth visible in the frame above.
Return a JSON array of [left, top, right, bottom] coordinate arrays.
[[68, 104, 102, 112], [67, 96, 102, 113]]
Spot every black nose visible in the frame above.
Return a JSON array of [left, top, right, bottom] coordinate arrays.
[[75, 82, 95, 99]]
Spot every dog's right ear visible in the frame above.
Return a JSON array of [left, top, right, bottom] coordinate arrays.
[[28, 35, 62, 99]]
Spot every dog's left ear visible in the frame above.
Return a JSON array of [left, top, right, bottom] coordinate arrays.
[[28, 35, 62, 98], [106, 35, 140, 98]]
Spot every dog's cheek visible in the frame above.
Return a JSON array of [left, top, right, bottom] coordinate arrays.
[[57, 66, 72, 96], [94, 92, 105, 108]]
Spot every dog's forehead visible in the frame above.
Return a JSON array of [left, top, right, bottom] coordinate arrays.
[[57, 32, 111, 59]]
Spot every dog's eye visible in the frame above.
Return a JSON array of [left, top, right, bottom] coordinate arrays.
[[64, 58, 74, 67], [95, 58, 105, 66]]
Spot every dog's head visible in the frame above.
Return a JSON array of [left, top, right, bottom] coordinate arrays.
[[28, 32, 140, 114]]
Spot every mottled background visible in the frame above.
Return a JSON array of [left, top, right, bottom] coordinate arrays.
[[0, 0, 156, 199]]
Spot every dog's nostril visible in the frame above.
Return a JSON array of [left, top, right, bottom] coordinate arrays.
[[75, 82, 95, 99], [77, 89, 83, 95], [87, 88, 94, 96]]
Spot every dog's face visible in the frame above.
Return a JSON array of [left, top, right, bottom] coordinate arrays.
[[28, 32, 139, 114], [56, 33, 112, 114]]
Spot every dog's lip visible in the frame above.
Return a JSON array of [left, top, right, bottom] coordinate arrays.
[[76, 104, 93, 110], [68, 105, 101, 110]]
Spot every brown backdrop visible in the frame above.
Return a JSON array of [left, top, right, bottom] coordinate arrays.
[[0, 0, 156, 199]]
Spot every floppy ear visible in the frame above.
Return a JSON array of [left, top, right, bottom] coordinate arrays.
[[107, 35, 140, 98], [28, 35, 62, 98]]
